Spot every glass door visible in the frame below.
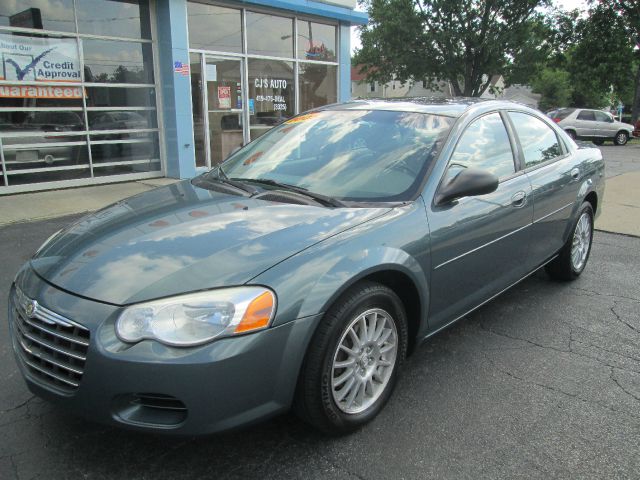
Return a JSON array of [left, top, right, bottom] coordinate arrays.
[[192, 54, 247, 169]]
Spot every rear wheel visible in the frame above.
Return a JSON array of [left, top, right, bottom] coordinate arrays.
[[592, 139, 604, 146], [614, 131, 628, 146], [295, 281, 408, 434], [545, 202, 594, 281]]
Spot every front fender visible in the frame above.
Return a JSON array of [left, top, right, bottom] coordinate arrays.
[[250, 201, 431, 334]]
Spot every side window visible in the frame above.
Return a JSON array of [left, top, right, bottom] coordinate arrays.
[[577, 110, 596, 121], [594, 111, 611, 122], [446, 112, 516, 181], [509, 112, 562, 168]]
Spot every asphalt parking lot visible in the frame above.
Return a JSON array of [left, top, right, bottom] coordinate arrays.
[[1, 144, 639, 479]]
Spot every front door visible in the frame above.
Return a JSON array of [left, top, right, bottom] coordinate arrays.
[[427, 112, 533, 330], [191, 54, 247, 169]]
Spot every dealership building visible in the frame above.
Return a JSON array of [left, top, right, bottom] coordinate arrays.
[[0, 0, 366, 194]]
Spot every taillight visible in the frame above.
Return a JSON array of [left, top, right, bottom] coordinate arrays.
[[552, 118, 561, 123]]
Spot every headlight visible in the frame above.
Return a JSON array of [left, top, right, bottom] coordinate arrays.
[[116, 287, 276, 347]]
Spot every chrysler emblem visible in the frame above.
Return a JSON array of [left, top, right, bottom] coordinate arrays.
[[25, 300, 38, 318]]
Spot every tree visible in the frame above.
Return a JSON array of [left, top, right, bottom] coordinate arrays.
[[353, 0, 549, 97], [607, 0, 640, 123], [569, 2, 636, 110], [531, 68, 571, 111]]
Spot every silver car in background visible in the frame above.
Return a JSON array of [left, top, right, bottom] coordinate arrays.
[[548, 108, 635, 145]]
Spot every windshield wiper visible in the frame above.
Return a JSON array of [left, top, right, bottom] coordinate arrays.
[[236, 177, 345, 208], [199, 165, 258, 196]]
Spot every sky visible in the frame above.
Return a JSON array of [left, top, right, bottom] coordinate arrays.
[[350, 0, 589, 54]]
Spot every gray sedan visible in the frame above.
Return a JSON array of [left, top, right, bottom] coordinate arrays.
[[7, 99, 604, 435], [549, 108, 635, 145]]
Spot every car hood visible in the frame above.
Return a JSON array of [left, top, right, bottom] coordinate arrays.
[[30, 180, 389, 305]]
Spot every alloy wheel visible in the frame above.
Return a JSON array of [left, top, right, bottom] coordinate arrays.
[[331, 308, 398, 414], [571, 212, 592, 271]]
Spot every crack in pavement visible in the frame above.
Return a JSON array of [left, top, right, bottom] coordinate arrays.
[[568, 286, 640, 304], [610, 302, 639, 335], [480, 321, 640, 375], [481, 353, 640, 421], [0, 395, 36, 414], [610, 367, 640, 404]]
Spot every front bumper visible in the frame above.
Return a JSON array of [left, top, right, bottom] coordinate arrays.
[[8, 267, 320, 435]]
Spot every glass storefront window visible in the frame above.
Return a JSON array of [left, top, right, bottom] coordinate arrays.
[[3, 134, 91, 186], [246, 12, 293, 58], [1, 1, 159, 191], [86, 87, 156, 108], [87, 110, 156, 131], [248, 59, 294, 140], [185, 4, 339, 170], [82, 39, 154, 84], [93, 160, 160, 177], [297, 20, 337, 62], [77, 0, 151, 39], [9, 167, 92, 185], [299, 63, 337, 112], [205, 56, 244, 165], [187, 3, 243, 54], [0, 1, 76, 32], [91, 132, 159, 164]]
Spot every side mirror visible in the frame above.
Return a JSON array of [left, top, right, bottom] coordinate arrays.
[[435, 168, 499, 205]]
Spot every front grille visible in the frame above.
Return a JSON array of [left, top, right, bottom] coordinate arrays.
[[10, 287, 90, 393]]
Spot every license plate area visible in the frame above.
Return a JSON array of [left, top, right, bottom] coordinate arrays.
[[16, 150, 39, 162]]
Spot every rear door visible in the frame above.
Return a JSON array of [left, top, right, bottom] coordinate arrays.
[[506, 111, 581, 269], [427, 111, 533, 329]]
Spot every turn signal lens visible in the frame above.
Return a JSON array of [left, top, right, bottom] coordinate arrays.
[[235, 291, 275, 333]]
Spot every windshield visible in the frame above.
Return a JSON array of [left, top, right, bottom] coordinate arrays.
[[214, 109, 453, 202]]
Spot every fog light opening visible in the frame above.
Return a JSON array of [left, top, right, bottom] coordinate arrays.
[[112, 393, 188, 428]]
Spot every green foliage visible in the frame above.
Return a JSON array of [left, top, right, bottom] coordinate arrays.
[[569, 3, 636, 108], [353, 0, 548, 97], [531, 69, 572, 111]]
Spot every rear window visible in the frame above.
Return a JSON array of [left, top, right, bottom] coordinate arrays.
[[554, 108, 574, 121]]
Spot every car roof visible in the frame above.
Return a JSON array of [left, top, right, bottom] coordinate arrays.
[[320, 97, 532, 118]]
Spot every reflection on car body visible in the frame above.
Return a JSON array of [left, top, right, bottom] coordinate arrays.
[[8, 99, 604, 436]]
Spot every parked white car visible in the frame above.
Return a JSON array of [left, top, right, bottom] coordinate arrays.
[[548, 108, 635, 146]]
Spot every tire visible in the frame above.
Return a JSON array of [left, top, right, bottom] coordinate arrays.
[[613, 131, 629, 146], [545, 202, 594, 281], [592, 139, 604, 146], [294, 281, 408, 434], [566, 130, 577, 140]]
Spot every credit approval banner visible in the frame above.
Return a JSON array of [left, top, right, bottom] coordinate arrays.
[[0, 33, 83, 99]]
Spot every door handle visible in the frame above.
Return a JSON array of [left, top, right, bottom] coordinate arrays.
[[511, 191, 527, 208], [571, 167, 580, 180]]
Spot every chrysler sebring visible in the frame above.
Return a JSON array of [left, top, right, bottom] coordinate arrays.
[[8, 99, 604, 434]]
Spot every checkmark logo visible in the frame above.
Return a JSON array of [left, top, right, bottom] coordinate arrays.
[[5, 47, 54, 81]]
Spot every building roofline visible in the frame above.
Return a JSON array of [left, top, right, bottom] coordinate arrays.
[[236, 0, 368, 24]]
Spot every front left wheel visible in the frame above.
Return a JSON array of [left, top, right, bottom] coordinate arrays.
[[294, 281, 408, 434], [614, 131, 629, 146]]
